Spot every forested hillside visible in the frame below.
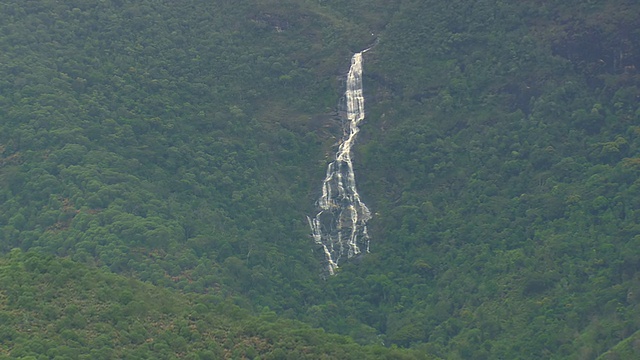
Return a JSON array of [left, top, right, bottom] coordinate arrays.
[[0, 0, 387, 312], [1, 0, 639, 358], [332, 0, 640, 358], [0, 250, 430, 359]]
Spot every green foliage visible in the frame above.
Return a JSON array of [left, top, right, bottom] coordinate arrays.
[[0, 251, 429, 359], [0, 0, 366, 314], [329, 0, 640, 358], [1, 0, 640, 358]]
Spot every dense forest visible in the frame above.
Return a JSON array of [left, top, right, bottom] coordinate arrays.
[[1, 0, 639, 358], [0, 250, 430, 359]]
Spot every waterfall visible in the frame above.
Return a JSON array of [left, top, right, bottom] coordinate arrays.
[[308, 51, 372, 275]]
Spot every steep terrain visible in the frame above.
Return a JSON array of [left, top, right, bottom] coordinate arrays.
[[0, 250, 430, 359], [1, 0, 639, 359], [0, 0, 389, 311], [322, 0, 640, 358]]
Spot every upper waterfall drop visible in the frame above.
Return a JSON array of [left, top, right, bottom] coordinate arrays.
[[308, 50, 372, 275]]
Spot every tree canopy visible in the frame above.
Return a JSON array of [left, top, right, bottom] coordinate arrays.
[[1, 0, 639, 358]]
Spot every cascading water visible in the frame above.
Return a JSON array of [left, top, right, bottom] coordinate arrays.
[[308, 50, 372, 275]]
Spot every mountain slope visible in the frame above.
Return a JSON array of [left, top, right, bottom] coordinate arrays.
[[0, 250, 432, 359], [1, 0, 640, 359], [313, 0, 640, 357], [0, 0, 394, 311]]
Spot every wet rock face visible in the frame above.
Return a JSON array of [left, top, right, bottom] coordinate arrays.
[[308, 52, 372, 275]]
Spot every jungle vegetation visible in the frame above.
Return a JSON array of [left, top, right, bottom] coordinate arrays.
[[1, 0, 639, 358]]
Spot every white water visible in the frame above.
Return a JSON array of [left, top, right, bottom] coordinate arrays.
[[308, 51, 372, 275]]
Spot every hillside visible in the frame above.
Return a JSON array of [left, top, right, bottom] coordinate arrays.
[[0, 250, 430, 359], [323, 0, 640, 358], [0, 0, 390, 311], [1, 0, 640, 358]]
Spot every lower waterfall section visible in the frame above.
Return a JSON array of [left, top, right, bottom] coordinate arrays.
[[308, 51, 372, 275]]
